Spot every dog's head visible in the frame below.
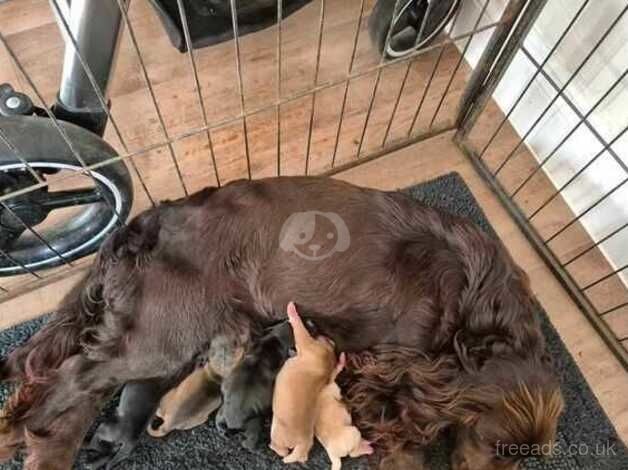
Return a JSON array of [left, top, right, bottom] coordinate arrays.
[[452, 357, 564, 470], [216, 323, 295, 431]]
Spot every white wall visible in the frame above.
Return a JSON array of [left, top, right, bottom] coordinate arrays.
[[454, 0, 628, 285]]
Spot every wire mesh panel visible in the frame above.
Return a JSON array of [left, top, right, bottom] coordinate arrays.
[[0, 0, 514, 301], [457, 0, 628, 368]]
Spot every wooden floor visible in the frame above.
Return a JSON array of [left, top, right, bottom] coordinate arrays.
[[1, 0, 626, 447]]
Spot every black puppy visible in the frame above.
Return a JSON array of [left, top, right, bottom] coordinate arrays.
[[84, 379, 166, 469], [216, 319, 318, 450]]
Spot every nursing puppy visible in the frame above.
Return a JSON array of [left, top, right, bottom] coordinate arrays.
[[270, 303, 336, 464], [149, 335, 246, 438], [216, 320, 296, 449], [315, 352, 373, 470], [148, 365, 221, 438]]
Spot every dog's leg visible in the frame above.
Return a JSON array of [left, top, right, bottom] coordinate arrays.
[[349, 438, 374, 457], [330, 454, 342, 470], [269, 441, 289, 458], [242, 416, 263, 450], [282, 440, 313, 464]]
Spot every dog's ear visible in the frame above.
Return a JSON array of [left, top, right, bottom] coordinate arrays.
[[112, 211, 160, 259], [453, 330, 478, 374]]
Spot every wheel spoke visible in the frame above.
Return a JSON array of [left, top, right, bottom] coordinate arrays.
[[36, 188, 103, 211]]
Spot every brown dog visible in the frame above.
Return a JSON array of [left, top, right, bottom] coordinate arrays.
[[270, 302, 336, 464], [0, 176, 563, 470], [315, 352, 373, 470]]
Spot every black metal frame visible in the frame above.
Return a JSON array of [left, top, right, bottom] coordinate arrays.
[[456, 0, 628, 369]]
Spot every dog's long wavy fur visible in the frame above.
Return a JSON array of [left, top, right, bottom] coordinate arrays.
[[0, 211, 159, 464]]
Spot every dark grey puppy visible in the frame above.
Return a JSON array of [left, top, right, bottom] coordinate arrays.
[[216, 319, 316, 450], [84, 379, 167, 470]]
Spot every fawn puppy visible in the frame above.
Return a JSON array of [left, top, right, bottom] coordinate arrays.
[[315, 352, 373, 470], [270, 302, 337, 464], [148, 335, 245, 437], [148, 365, 221, 438]]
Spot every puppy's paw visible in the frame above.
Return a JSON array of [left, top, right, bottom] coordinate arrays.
[[269, 442, 289, 457], [242, 435, 258, 451]]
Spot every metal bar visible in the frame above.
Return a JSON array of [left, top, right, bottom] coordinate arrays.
[[175, 0, 221, 186], [0, 127, 43, 183], [544, 177, 628, 245], [0, 202, 73, 267], [563, 221, 628, 267], [527, 122, 628, 220], [114, 0, 188, 196], [54, 0, 124, 113], [276, 0, 283, 176], [493, 3, 628, 176], [428, 0, 491, 130], [510, 69, 628, 202], [330, 0, 366, 168], [304, 0, 326, 175], [229, 0, 252, 180], [0, 31, 126, 221], [582, 264, 628, 291], [49, 0, 155, 207], [455, 137, 628, 369], [381, 62, 411, 147], [456, 0, 547, 133], [464, 0, 586, 153], [381, 0, 438, 147], [0, 21, 505, 205], [408, 46, 446, 135], [0, 247, 42, 279], [516, 46, 628, 176], [355, 0, 405, 159], [408, 2, 466, 136], [600, 302, 627, 317]]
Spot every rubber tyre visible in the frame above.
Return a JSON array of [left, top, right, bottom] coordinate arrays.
[[0, 115, 133, 276]]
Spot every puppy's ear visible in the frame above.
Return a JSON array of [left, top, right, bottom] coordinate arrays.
[[304, 318, 319, 337]]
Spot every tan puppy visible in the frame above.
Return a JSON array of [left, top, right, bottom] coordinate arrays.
[[270, 302, 337, 464], [148, 365, 221, 437], [315, 352, 373, 470], [149, 335, 245, 437]]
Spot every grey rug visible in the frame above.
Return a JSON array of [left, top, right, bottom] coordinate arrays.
[[1, 173, 627, 470]]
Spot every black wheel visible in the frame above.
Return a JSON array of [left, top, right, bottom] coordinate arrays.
[[0, 115, 133, 276], [369, 0, 461, 59]]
